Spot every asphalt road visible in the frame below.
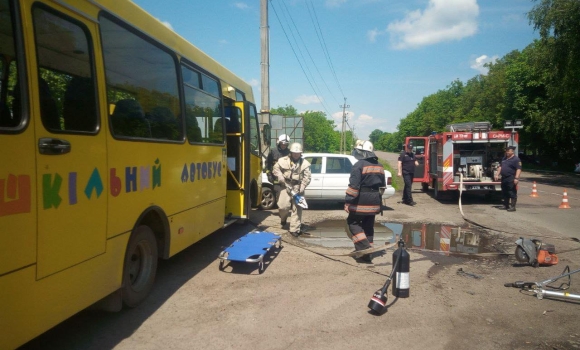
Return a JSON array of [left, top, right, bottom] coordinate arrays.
[[18, 152, 580, 350], [376, 150, 580, 240]]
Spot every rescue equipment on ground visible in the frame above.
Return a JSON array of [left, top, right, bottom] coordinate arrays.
[[530, 181, 539, 197], [505, 265, 580, 302], [515, 237, 559, 267], [218, 231, 282, 274], [559, 189, 571, 209], [290, 190, 308, 209], [368, 237, 409, 315]]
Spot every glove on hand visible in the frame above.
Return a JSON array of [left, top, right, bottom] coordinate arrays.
[[299, 185, 305, 194], [277, 175, 286, 184]]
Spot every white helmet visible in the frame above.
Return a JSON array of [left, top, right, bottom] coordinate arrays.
[[359, 140, 374, 152], [353, 140, 376, 159], [289, 143, 303, 153], [278, 134, 290, 145]]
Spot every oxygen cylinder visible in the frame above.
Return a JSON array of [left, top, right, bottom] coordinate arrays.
[[392, 246, 410, 298]]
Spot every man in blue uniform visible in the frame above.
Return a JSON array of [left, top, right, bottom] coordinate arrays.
[[495, 146, 522, 212], [398, 144, 419, 206], [345, 140, 386, 263]]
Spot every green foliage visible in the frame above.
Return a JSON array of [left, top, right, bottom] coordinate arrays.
[[271, 105, 298, 116], [382, 0, 580, 170], [303, 110, 339, 152]]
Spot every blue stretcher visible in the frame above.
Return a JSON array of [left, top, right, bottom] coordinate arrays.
[[218, 231, 282, 274]]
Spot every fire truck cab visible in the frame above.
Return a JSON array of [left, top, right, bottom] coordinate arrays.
[[405, 121, 518, 199]]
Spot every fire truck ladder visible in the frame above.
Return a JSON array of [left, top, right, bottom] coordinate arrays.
[[446, 121, 492, 132]]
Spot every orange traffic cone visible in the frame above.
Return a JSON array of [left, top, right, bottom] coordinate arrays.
[[559, 189, 571, 209], [530, 181, 539, 197]]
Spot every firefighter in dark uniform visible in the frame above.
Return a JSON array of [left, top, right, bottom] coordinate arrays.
[[495, 146, 522, 212], [398, 144, 419, 206], [265, 134, 291, 205], [345, 140, 386, 263]]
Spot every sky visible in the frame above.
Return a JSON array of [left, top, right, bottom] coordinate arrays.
[[131, 0, 540, 141]]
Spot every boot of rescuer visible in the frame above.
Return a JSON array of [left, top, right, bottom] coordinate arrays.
[[507, 198, 517, 212]]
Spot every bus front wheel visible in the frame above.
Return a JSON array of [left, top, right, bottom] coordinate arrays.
[[122, 225, 158, 308]]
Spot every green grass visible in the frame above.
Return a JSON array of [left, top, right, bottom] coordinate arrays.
[[379, 160, 401, 191]]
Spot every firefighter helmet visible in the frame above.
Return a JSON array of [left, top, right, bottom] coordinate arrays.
[[289, 143, 303, 153], [278, 134, 290, 145], [353, 140, 376, 160]]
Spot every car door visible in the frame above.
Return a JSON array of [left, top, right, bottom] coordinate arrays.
[[303, 155, 322, 199], [321, 155, 353, 200]]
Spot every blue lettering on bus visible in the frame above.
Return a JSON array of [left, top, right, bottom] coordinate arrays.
[[181, 161, 222, 183], [125, 167, 137, 193], [84, 167, 104, 199]]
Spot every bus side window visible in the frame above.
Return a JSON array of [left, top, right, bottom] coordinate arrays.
[[148, 106, 179, 140], [63, 77, 97, 132], [110, 99, 150, 138], [38, 78, 60, 131]]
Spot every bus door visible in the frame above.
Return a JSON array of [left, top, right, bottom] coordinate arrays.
[[30, 4, 107, 278], [0, 0, 38, 279], [223, 102, 246, 220]]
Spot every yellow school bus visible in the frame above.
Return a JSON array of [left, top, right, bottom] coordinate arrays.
[[0, 0, 263, 347]]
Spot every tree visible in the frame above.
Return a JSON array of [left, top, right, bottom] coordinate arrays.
[[270, 105, 298, 116], [369, 129, 384, 145], [302, 110, 339, 153], [527, 0, 580, 165]]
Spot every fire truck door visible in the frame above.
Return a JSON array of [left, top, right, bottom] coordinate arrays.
[[408, 138, 426, 179]]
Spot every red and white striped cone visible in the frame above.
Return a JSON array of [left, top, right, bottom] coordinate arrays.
[[559, 189, 571, 209], [530, 181, 539, 198]]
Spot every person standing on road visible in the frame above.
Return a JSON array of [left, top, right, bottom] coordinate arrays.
[[495, 146, 522, 212], [266, 134, 291, 202], [398, 144, 419, 206], [345, 140, 386, 263], [273, 143, 311, 236]]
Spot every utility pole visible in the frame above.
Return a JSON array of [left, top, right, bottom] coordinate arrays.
[[340, 98, 349, 154], [260, 0, 269, 114]]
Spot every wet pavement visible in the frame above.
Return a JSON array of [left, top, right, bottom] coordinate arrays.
[[299, 220, 495, 256]]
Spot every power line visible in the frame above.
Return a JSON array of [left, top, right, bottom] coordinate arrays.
[[306, 0, 345, 100], [269, 0, 332, 116]]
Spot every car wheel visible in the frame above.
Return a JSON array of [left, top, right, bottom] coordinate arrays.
[[261, 186, 276, 210]]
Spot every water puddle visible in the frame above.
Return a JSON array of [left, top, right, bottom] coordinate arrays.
[[301, 220, 495, 255]]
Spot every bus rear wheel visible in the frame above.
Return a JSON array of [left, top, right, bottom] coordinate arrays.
[[122, 225, 158, 308]]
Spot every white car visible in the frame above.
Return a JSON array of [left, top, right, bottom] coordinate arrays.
[[260, 153, 395, 210]]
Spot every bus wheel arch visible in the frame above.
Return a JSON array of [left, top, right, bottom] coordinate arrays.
[[121, 225, 158, 308]]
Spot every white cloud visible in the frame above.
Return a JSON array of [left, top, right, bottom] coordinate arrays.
[[234, 2, 249, 10], [470, 54, 498, 74], [295, 95, 323, 105], [367, 28, 381, 43], [387, 0, 479, 50], [247, 78, 259, 87], [219, 39, 229, 45], [326, 0, 347, 7]]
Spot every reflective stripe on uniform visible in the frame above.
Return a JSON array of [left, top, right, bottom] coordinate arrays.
[[362, 165, 384, 174], [352, 232, 367, 243], [346, 187, 359, 196]]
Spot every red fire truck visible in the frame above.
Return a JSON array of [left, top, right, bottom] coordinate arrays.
[[405, 121, 518, 199]]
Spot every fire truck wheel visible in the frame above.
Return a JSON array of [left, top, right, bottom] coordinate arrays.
[[433, 180, 440, 199]]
